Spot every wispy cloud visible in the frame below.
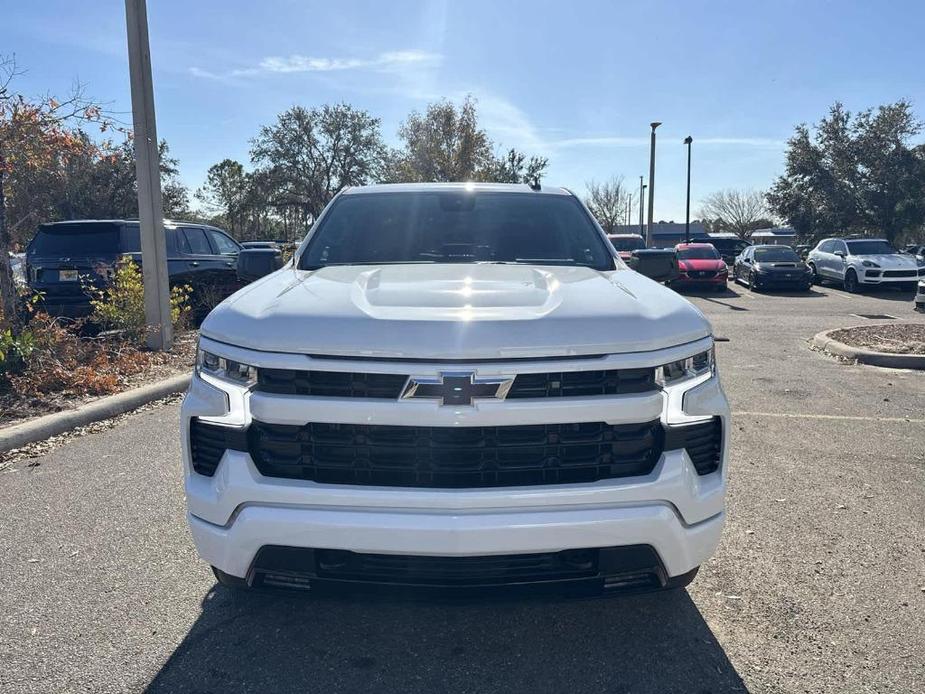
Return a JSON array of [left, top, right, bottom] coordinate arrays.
[[189, 49, 441, 81]]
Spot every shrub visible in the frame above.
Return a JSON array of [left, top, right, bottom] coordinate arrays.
[[88, 258, 191, 340], [0, 313, 152, 397]]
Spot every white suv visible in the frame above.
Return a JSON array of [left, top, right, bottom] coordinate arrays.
[[180, 183, 728, 597], [807, 237, 924, 292]]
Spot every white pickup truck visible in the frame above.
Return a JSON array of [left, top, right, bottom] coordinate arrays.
[[181, 183, 728, 596]]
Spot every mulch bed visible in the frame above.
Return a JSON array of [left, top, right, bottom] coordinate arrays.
[[828, 323, 925, 355], [0, 331, 196, 428]]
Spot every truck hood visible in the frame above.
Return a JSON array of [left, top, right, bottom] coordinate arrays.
[[201, 264, 712, 359]]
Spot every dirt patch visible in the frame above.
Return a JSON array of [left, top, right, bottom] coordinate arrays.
[[828, 323, 925, 355], [0, 331, 196, 427]]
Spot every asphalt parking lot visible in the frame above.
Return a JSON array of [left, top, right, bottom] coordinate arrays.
[[0, 280, 923, 694]]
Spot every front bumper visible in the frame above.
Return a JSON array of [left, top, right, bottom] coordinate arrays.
[[859, 268, 925, 285], [181, 338, 730, 587]]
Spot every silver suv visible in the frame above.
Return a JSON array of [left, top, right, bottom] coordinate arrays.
[[806, 237, 924, 292]]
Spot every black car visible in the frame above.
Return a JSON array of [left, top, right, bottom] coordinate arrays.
[[732, 245, 813, 291], [25, 219, 244, 318], [689, 236, 751, 265]]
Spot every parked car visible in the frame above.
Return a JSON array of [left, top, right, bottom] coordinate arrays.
[[794, 244, 812, 260], [689, 236, 750, 265], [806, 237, 925, 292], [182, 182, 728, 596], [607, 233, 646, 262], [25, 219, 244, 318], [732, 245, 813, 291], [902, 245, 925, 263], [915, 280, 925, 312], [669, 243, 728, 291]]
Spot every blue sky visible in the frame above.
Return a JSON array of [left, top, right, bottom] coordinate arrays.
[[3, 0, 924, 221]]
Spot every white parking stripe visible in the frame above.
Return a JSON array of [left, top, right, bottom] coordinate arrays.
[[733, 411, 925, 424]]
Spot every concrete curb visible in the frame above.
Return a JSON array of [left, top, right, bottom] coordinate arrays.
[[0, 372, 191, 453], [812, 328, 925, 370]]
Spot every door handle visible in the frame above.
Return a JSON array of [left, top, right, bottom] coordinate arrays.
[[225, 261, 234, 267], [189, 261, 199, 267]]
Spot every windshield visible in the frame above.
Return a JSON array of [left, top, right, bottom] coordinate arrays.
[[754, 247, 800, 262], [846, 240, 895, 255], [608, 236, 645, 252], [28, 223, 121, 257], [678, 246, 721, 260], [299, 192, 615, 271]]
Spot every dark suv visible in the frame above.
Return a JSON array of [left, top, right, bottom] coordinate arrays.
[[25, 219, 243, 318]]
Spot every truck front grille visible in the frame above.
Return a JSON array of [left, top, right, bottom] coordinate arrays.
[[247, 420, 663, 488], [255, 367, 657, 399]]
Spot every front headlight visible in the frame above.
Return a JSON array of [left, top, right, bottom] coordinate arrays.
[[861, 260, 880, 268], [196, 347, 257, 388], [655, 347, 715, 388]]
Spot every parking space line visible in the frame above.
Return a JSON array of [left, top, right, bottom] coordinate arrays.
[[733, 410, 925, 424]]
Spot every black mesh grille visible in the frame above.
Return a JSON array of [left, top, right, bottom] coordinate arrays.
[[506, 368, 655, 398], [248, 420, 663, 488], [250, 545, 666, 591], [189, 419, 248, 476], [256, 368, 657, 399], [882, 270, 916, 278], [257, 369, 408, 398], [664, 418, 723, 475]]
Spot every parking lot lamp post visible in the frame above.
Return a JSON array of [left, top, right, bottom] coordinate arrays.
[[683, 135, 693, 243], [639, 177, 646, 237], [646, 122, 661, 247]]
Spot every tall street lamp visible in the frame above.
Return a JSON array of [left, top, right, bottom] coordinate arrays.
[[639, 176, 647, 236], [683, 135, 693, 243], [646, 122, 661, 247]]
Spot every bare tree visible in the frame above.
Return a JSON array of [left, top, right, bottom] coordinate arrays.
[[585, 177, 628, 233], [698, 189, 771, 238]]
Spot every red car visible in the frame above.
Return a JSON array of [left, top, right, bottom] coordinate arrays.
[[670, 243, 728, 291]]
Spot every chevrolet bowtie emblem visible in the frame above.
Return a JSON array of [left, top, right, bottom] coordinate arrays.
[[400, 371, 514, 406]]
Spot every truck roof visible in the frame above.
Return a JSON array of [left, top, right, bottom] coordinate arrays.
[[340, 182, 572, 196]]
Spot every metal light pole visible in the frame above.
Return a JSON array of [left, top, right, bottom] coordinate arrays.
[[639, 176, 647, 237], [683, 135, 693, 243], [646, 122, 661, 247], [125, 0, 172, 350]]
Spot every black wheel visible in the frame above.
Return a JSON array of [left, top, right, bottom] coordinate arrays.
[[212, 566, 250, 590], [843, 269, 859, 293], [808, 262, 820, 285], [748, 271, 760, 291]]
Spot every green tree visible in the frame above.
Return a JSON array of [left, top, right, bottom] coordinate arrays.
[[250, 104, 387, 230], [768, 100, 925, 243], [393, 96, 549, 185], [195, 159, 250, 235]]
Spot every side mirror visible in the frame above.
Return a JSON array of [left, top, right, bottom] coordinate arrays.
[[834, 250, 846, 259], [628, 248, 680, 283], [237, 247, 284, 283]]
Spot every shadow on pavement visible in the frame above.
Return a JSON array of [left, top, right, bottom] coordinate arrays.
[[146, 584, 747, 693], [819, 284, 917, 303]]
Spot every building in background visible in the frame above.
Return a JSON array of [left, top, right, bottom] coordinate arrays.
[[749, 227, 797, 246], [610, 222, 707, 248]]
